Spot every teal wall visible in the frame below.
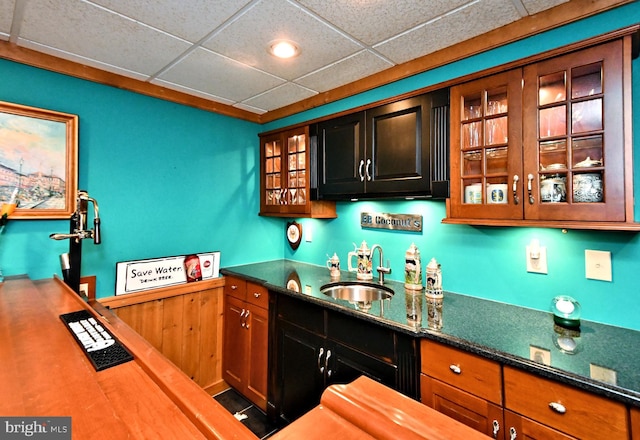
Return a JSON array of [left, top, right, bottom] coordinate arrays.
[[1, 3, 639, 331], [0, 59, 283, 295]]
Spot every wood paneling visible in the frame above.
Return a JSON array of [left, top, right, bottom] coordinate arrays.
[[100, 278, 225, 394]]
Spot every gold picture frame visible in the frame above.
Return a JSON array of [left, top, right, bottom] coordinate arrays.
[[0, 101, 78, 219]]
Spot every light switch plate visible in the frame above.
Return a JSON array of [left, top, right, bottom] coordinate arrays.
[[585, 250, 612, 281], [526, 245, 547, 274]]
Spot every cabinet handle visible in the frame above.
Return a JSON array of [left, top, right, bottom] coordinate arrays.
[[492, 420, 500, 438], [325, 349, 332, 378], [548, 401, 566, 414], [240, 309, 246, 328], [365, 159, 372, 181], [512, 175, 520, 205], [244, 310, 250, 329], [449, 364, 461, 374], [527, 173, 535, 204], [509, 427, 517, 440], [358, 160, 365, 181], [253, 292, 261, 298], [318, 347, 325, 373]]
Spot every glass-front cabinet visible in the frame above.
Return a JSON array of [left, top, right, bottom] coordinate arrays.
[[260, 126, 336, 218], [448, 35, 634, 228]]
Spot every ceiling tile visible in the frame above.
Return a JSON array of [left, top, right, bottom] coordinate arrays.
[[202, 0, 362, 80], [522, 0, 569, 14], [296, 50, 393, 92], [19, 0, 191, 77], [375, 0, 523, 64], [0, 0, 15, 37], [242, 82, 317, 112], [89, 0, 253, 43], [298, 0, 470, 46], [156, 47, 285, 103]]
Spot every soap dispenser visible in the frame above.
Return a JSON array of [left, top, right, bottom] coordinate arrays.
[[404, 243, 422, 290]]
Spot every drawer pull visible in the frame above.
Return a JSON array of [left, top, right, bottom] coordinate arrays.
[[318, 348, 325, 373], [231, 284, 238, 290], [492, 420, 500, 438], [449, 364, 461, 374], [509, 427, 517, 440], [253, 292, 261, 298], [548, 401, 566, 414]]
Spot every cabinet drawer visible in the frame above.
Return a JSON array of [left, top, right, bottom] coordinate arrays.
[[246, 282, 268, 309], [224, 276, 247, 301], [421, 339, 502, 404], [504, 366, 628, 440]]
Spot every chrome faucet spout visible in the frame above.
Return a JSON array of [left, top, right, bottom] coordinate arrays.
[[371, 244, 391, 284]]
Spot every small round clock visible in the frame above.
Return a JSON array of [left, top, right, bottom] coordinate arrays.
[[286, 221, 302, 250]]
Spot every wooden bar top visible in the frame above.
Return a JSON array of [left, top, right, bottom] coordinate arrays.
[[0, 276, 256, 440]]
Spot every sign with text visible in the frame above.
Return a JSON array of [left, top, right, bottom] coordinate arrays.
[[115, 252, 220, 295], [361, 212, 423, 232]]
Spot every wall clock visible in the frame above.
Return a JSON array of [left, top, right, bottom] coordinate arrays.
[[286, 221, 302, 250]]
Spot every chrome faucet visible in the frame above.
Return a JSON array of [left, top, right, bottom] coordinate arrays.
[[370, 244, 391, 284]]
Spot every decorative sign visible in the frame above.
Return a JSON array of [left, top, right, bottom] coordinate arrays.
[[361, 212, 423, 232], [115, 252, 220, 295]]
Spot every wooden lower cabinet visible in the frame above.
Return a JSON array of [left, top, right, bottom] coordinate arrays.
[[420, 339, 504, 439], [631, 407, 640, 439], [504, 410, 576, 440], [222, 276, 269, 411], [503, 366, 628, 440], [99, 278, 226, 394]]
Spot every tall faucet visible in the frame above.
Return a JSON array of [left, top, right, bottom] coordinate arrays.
[[49, 190, 101, 295], [370, 244, 391, 284]]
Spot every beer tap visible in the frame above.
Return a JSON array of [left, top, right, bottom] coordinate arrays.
[[50, 190, 101, 295]]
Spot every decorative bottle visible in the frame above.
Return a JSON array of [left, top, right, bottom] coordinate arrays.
[[404, 243, 422, 290], [425, 258, 443, 330]]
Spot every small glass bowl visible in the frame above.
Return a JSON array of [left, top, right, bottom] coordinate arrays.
[[551, 295, 581, 328]]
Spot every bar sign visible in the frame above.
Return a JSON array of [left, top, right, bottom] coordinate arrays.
[[361, 212, 422, 232]]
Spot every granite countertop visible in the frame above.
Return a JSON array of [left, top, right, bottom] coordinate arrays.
[[221, 260, 640, 407]]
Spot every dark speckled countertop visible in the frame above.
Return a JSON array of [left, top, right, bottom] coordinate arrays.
[[221, 260, 640, 407]]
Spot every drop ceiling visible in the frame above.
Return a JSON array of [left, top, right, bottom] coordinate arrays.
[[0, 0, 623, 117]]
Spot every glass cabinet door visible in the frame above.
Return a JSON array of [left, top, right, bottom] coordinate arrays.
[[450, 69, 523, 220], [523, 40, 625, 222]]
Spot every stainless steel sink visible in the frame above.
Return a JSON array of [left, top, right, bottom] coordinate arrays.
[[319, 281, 394, 302]]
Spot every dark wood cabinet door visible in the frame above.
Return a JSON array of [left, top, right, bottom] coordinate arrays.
[[222, 295, 247, 392], [274, 321, 325, 423], [317, 111, 366, 198], [245, 305, 268, 411], [365, 94, 433, 196]]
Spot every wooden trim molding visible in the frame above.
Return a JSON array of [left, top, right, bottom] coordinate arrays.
[[98, 276, 225, 308], [0, 0, 633, 124]]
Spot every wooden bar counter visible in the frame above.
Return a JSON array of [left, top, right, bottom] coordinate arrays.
[[0, 276, 256, 440]]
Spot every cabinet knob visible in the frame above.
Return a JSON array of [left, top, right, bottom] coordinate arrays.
[[231, 285, 238, 290], [254, 292, 261, 298], [449, 364, 462, 374], [548, 401, 566, 414]]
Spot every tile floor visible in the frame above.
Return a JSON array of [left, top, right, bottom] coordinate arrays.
[[213, 388, 280, 439]]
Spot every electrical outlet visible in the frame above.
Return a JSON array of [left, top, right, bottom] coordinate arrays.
[[305, 224, 312, 242], [585, 250, 612, 281], [530, 346, 551, 366], [79, 275, 97, 299], [590, 364, 617, 385]]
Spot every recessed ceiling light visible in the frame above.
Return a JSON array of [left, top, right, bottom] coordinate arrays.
[[269, 40, 300, 59]]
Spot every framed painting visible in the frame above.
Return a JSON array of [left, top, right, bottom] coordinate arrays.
[[0, 101, 78, 219]]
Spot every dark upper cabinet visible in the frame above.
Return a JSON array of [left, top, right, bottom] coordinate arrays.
[[316, 88, 449, 200]]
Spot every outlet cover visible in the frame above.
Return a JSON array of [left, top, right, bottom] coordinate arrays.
[[585, 250, 612, 281], [590, 364, 617, 385], [530, 346, 551, 366]]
